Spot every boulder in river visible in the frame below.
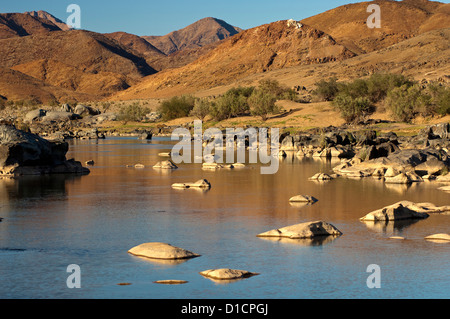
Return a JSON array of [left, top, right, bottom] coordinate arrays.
[[359, 201, 434, 221], [128, 242, 200, 260], [0, 124, 89, 176], [172, 179, 211, 189], [257, 221, 342, 239], [153, 160, 178, 169], [289, 195, 318, 203], [424, 233, 450, 242], [199, 269, 259, 281]]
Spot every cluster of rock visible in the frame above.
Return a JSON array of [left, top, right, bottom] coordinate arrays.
[[280, 124, 450, 184], [0, 124, 89, 176]]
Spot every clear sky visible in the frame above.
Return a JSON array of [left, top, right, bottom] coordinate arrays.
[[1, 0, 449, 36]]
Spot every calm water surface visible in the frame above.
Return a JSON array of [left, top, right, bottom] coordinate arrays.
[[0, 137, 449, 299]]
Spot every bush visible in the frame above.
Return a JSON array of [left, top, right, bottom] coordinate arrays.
[[158, 95, 196, 121], [190, 98, 211, 121], [385, 85, 431, 122], [313, 77, 339, 101], [366, 73, 415, 102], [426, 82, 450, 116], [258, 79, 297, 101], [210, 87, 254, 121], [332, 93, 375, 123], [118, 103, 150, 123], [248, 89, 279, 121]]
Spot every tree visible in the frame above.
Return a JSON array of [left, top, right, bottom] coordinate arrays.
[[313, 77, 339, 101], [248, 89, 279, 121], [158, 95, 196, 121], [332, 93, 374, 123], [190, 98, 211, 121]]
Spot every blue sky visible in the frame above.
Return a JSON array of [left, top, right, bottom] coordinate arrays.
[[1, 0, 449, 36]]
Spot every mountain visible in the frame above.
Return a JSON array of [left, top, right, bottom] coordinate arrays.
[[0, 20, 158, 100], [142, 17, 242, 55], [301, 0, 450, 54], [104, 31, 166, 64], [0, 66, 96, 104], [112, 20, 356, 99], [25, 10, 71, 31], [0, 12, 61, 39]]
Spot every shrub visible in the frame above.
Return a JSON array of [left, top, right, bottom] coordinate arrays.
[[313, 77, 339, 101], [248, 89, 279, 121], [258, 79, 297, 100], [426, 82, 450, 116], [366, 73, 415, 102], [118, 102, 150, 123], [210, 87, 254, 121], [385, 85, 431, 122], [332, 93, 375, 123], [190, 98, 211, 121], [158, 95, 196, 121]]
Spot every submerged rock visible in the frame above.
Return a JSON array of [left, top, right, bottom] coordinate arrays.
[[153, 160, 178, 169], [172, 179, 211, 189], [424, 233, 450, 242], [289, 195, 318, 203], [199, 269, 259, 281], [257, 221, 342, 239], [128, 242, 200, 260]]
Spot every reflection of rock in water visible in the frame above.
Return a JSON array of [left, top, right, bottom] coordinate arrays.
[[384, 183, 411, 194], [361, 219, 421, 234], [0, 174, 81, 201], [129, 255, 191, 266], [259, 235, 339, 247]]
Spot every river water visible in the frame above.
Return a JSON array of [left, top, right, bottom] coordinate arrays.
[[0, 137, 449, 299]]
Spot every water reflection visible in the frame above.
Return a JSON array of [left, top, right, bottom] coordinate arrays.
[[361, 219, 422, 234], [258, 235, 339, 246]]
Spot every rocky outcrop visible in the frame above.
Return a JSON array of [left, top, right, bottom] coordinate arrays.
[[172, 179, 211, 189], [153, 160, 178, 169], [257, 221, 342, 239], [128, 242, 200, 260], [359, 201, 450, 222], [199, 269, 259, 281], [289, 195, 318, 203], [0, 124, 89, 176], [425, 234, 450, 242]]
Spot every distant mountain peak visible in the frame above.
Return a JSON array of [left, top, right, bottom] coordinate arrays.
[[142, 17, 242, 55], [24, 10, 72, 31]]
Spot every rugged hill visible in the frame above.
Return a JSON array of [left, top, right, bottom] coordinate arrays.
[[0, 12, 61, 39], [0, 66, 95, 104], [112, 20, 356, 99], [104, 31, 167, 66], [198, 27, 450, 99], [142, 17, 242, 55], [24, 10, 71, 31], [0, 28, 157, 99], [301, 0, 450, 54]]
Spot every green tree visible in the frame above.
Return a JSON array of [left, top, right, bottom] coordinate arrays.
[[190, 98, 211, 121], [332, 93, 374, 123], [313, 77, 339, 101], [248, 89, 279, 121], [158, 95, 196, 121]]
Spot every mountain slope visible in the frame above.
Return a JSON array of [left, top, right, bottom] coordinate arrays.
[[0, 12, 61, 39], [112, 20, 356, 99], [24, 10, 71, 31], [104, 31, 166, 63], [301, 0, 450, 54], [142, 17, 242, 55], [0, 66, 96, 104], [0, 28, 157, 97]]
